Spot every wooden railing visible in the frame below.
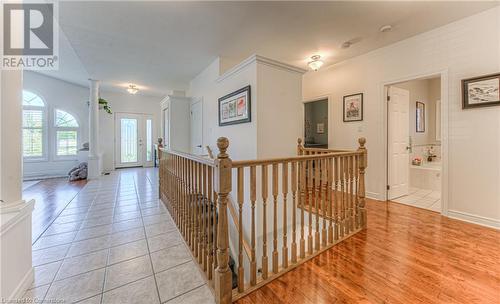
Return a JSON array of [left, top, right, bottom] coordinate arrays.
[[159, 137, 367, 304]]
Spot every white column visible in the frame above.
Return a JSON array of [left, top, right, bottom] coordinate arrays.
[[0, 70, 35, 300], [87, 79, 101, 179], [0, 70, 25, 212]]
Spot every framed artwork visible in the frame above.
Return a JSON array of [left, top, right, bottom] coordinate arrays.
[[462, 73, 500, 109], [218, 85, 251, 126], [416, 102, 425, 133], [316, 123, 325, 134], [343, 93, 363, 122]]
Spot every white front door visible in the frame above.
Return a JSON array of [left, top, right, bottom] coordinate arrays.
[[388, 86, 410, 200], [190, 100, 203, 155], [115, 113, 154, 168]]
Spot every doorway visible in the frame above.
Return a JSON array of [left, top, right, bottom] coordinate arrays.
[[386, 76, 442, 212], [190, 99, 203, 155], [304, 99, 328, 148], [115, 113, 154, 168]]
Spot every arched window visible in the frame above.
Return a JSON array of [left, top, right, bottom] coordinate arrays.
[[54, 109, 79, 156], [22, 90, 46, 158]]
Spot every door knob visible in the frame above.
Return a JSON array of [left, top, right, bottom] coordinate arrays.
[[196, 145, 202, 148]]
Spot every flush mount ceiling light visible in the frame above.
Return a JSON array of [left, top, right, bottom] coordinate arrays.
[[379, 25, 392, 33], [308, 55, 324, 71], [127, 84, 138, 94]]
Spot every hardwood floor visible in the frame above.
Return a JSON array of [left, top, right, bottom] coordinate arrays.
[[23, 178, 87, 243], [236, 199, 500, 304]]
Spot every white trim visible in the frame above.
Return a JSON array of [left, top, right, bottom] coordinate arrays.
[[0, 199, 34, 235], [217, 54, 306, 83], [380, 70, 449, 217], [366, 191, 383, 201], [8, 267, 34, 301], [448, 210, 500, 229]]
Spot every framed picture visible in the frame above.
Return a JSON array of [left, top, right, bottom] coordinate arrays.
[[462, 73, 500, 109], [343, 93, 363, 122], [218, 85, 251, 126], [416, 102, 425, 133], [316, 123, 325, 134]]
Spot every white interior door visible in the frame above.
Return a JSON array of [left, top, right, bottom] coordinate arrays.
[[388, 86, 410, 200], [115, 113, 154, 168], [190, 101, 203, 155]]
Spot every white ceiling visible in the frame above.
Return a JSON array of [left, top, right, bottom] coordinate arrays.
[[40, 1, 498, 97]]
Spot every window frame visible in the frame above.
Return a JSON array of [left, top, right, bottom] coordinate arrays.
[[53, 109, 80, 160], [22, 90, 48, 162]]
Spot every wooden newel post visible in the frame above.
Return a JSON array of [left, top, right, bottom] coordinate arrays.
[[214, 137, 232, 304], [357, 137, 367, 228], [297, 138, 304, 156]]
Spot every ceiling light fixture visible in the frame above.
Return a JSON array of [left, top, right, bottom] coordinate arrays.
[[308, 55, 324, 71], [379, 25, 392, 33], [127, 84, 138, 94]]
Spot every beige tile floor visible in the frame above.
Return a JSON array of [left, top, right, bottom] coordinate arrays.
[[23, 168, 215, 304], [392, 187, 441, 212]]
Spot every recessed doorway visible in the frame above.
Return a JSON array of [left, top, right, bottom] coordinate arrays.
[[304, 99, 328, 148], [115, 113, 154, 168], [386, 76, 442, 212]]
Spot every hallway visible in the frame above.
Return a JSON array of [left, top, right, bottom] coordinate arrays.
[[25, 168, 215, 304]]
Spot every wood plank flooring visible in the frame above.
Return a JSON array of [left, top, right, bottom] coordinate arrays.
[[23, 178, 87, 243], [236, 199, 500, 304]]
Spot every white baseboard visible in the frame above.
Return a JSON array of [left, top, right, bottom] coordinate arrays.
[[8, 267, 34, 300], [366, 191, 383, 201], [447, 210, 500, 229]]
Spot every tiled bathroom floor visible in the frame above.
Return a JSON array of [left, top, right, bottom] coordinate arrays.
[[391, 187, 441, 212], [23, 168, 215, 304]]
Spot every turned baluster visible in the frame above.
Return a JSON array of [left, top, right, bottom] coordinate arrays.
[[202, 164, 208, 271], [314, 159, 321, 251], [237, 167, 244, 292], [207, 165, 214, 280], [321, 158, 327, 247], [327, 157, 334, 244], [282, 162, 289, 269], [291, 161, 298, 263], [299, 161, 306, 259], [261, 164, 269, 279], [250, 166, 257, 286], [307, 160, 313, 255], [272, 163, 279, 274]]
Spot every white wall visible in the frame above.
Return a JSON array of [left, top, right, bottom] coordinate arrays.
[[23, 72, 89, 179], [303, 7, 500, 227], [188, 57, 258, 161], [99, 91, 162, 172]]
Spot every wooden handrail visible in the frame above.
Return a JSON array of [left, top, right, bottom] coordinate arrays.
[[232, 150, 363, 168], [160, 147, 216, 166]]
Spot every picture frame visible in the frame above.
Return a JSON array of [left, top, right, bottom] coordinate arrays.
[[416, 101, 425, 133], [343, 93, 363, 122], [218, 85, 251, 126], [462, 73, 500, 109]]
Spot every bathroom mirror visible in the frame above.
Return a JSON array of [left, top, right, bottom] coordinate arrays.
[[416, 101, 425, 132]]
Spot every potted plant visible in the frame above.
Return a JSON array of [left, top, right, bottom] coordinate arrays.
[[98, 98, 112, 114]]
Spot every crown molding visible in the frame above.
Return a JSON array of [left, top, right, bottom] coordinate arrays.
[[217, 54, 306, 83]]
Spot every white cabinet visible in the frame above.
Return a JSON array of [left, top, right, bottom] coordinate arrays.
[[160, 95, 190, 153]]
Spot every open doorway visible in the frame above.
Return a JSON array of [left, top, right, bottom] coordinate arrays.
[[386, 76, 442, 212], [304, 99, 328, 148]]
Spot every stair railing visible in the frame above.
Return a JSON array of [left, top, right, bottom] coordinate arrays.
[[159, 137, 367, 304]]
